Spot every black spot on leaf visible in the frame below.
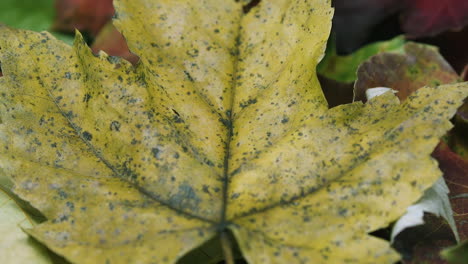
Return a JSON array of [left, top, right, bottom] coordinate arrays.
[[151, 147, 163, 159], [82, 131, 93, 141], [110, 121, 121, 131], [83, 93, 92, 103]]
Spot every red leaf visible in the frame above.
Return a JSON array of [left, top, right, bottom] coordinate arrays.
[[433, 142, 468, 241], [91, 22, 139, 65], [401, 0, 468, 38], [52, 0, 114, 37]]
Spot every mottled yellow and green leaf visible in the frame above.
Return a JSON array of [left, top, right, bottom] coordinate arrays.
[[0, 0, 467, 263]]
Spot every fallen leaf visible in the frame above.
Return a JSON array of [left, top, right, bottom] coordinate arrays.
[[392, 141, 468, 263], [365, 88, 459, 245], [441, 240, 468, 264], [433, 142, 468, 241], [354, 42, 460, 102], [0, 0, 467, 263], [317, 35, 405, 83], [364, 84, 462, 263], [401, 0, 468, 38], [0, 188, 53, 264], [391, 177, 459, 243], [0, 0, 74, 43], [52, 0, 114, 37], [0, 0, 54, 31], [353, 40, 468, 162], [354, 44, 467, 261], [91, 21, 139, 65]]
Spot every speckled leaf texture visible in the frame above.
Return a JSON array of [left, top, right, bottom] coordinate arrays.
[[0, 0, 467, 263]]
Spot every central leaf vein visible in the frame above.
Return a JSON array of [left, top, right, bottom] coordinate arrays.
[[44, 84, 216, 224]]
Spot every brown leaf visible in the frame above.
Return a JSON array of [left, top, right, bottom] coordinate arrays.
[[354, 42, 460, 102]]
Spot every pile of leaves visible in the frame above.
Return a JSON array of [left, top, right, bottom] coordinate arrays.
[[0, 0, 467, 263]]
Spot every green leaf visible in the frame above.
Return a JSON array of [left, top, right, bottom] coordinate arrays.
[[441, 240, 468, 264], [0, 0, 467, 263], [317, 36, 405, 83], [0, 188, 53, 264], [0, 0, 73, 43]]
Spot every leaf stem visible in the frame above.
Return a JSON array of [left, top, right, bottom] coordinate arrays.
[[221, 231, 235, 264]]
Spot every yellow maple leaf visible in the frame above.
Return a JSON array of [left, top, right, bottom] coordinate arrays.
[[0, 0, 467, 263]]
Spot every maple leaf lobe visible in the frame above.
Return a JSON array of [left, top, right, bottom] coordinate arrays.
[[0, 0, 467, 264]]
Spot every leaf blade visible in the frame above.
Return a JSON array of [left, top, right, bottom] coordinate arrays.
[[114, 0, 242, 118], [0, 25, 218, 263], [228, 85, 467, 263], [0, 0, 467, 263], [0, 188, 53, 264]]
